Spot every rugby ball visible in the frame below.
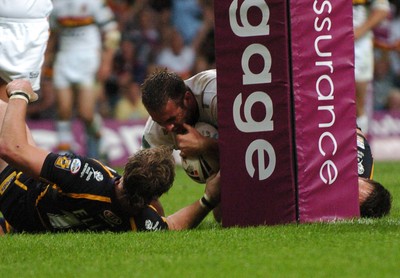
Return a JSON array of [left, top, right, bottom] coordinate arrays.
[[181, 122, 219, 184]]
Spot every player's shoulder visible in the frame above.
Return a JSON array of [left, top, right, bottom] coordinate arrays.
[[185, 69, 217, 97], [134, 205, 168, 231], [142, 118, 176, 148], [143, 118, 165, 139], [185, 69, 216, 84]]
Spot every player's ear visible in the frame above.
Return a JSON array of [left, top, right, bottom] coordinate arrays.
[[183, 90, 196, 110], [183, 90, 192, 102]]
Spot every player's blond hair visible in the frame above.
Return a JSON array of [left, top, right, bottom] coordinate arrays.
[[122, 146, 175, 213]]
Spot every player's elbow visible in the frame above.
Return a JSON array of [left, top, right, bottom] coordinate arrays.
[[0, 138, 22, 163], [0, 138, 12, 161], [165, 216, 188, 231], [166, 217, 178, 231]]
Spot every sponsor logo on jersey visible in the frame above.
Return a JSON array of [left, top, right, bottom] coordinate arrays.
[[93, 170, 104, 182], [103, 210, 123, 225], [145, 219, 161, 231], [70, 159, 82, 174], [358, 161, 365, 176], [80, 163, 104, 182], [358, 150, 365, 176], [29, 71, 39, 79], [55, 156, 72, 170]]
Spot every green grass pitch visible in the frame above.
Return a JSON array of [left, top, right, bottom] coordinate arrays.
[[1, 162, 399, 277]]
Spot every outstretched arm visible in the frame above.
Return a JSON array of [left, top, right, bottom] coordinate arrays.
[[0, 80, 49, 179], [166, 171, 220, 230]]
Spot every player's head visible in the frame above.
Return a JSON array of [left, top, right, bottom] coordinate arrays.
[[122, 146, 175, 212], [358, 177, 392, 218], [141, 68, 186, 112], [141, 68, 198, 133]]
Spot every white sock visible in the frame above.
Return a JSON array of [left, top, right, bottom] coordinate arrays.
[[56, 120, 74, 145]]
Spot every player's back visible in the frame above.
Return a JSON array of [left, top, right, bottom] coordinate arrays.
[[185, 69, 218, 126]]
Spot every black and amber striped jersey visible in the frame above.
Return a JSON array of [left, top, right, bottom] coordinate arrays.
[[0, 152, 168, 233], [357, 131, 374, 179]]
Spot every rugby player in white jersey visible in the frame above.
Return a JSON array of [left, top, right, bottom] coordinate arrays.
[[353, 0, 390, 133], [140, 68, 221, 221], [0, 0, 53, 100], [48, 0, 120, 158]]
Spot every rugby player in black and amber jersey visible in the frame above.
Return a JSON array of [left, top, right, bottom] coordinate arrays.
[[356, 128, 392, 218], [0, 80, 220, 234]]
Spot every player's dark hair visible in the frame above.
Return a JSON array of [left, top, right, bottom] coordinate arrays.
[[141, 68, 187, 112], [360, 179, 392, 218], [122, 146, 175, 213]]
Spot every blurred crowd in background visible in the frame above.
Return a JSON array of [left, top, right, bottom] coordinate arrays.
[[27, 0, 400, 120], [373, 0, 400, 112], [28, 0, 214, 122]]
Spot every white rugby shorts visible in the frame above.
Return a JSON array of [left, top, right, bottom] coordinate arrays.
[[354, 35, 374, 82], [53, 49, 100, 89], [0, 17, 50, 91]]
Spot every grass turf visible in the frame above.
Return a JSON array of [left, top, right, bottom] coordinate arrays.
[[1, 162, 399, 277]]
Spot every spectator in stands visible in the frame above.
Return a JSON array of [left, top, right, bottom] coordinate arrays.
[[156, 27, 196, 79], [122, 5, 161, 84], [386, 87, 400, 110], [192, 0, 215, 74], [104, 35, 138, 116], [114, 79, 149, 121], [387, 1, 400, 88], [171, 0, 203, 45]]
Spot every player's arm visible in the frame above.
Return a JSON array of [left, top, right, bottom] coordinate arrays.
[[166, 172, 220, 230], [97, 3, 120, 82], [176, 123, 219, 159], [354, 6, 389, 40], [0, 80, 49, 179]]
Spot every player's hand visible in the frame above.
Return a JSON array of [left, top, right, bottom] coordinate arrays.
[[6, 79, 38, 103], [176, 123, 206, 158], [97, 63, 112, 82]]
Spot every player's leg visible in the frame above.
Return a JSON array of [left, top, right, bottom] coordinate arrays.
[[356, 80, 369, 132], [76, 48, 103, 159], [55, 86, 75, 153], [53, 50, 79, 153], [354, 36, 374, 134], [77, 84, 102, 158]]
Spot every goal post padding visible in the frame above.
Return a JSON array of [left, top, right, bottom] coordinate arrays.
[[215, 0, 359, 227]]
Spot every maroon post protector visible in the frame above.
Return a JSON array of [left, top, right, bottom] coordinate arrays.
[[215, 0, 297, 226], [291, 0, 359, 222], [215, 0, 358, 227]]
